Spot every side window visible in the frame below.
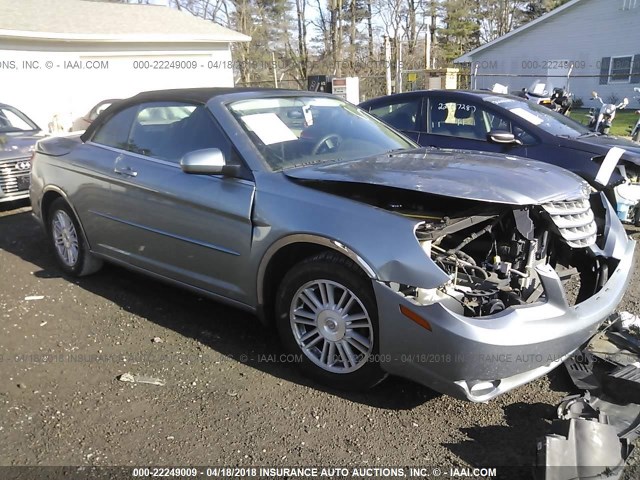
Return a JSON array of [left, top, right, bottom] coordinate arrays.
[[483, 110, 510, 131], [128, 102, 230, 163], [429, 98, 506, 141], [512, 125, 537, 145], [92, 106, 137, 149], [369, 100, 420, 131]]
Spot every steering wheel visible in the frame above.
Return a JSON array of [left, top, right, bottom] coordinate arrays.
[[311, 134, 342, 155]]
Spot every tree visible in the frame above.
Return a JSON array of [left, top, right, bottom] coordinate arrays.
[[439, 0, 480, 63], [521, 0, 571, 23]]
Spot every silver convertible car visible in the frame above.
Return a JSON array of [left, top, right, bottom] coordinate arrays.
[[30, 88, 635, 402]]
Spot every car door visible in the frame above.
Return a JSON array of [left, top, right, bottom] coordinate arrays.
[[365, 95, 424, 142], [422, 95, 532, 158], [73, 106, 140, 252], [95, 101, 255, 304]]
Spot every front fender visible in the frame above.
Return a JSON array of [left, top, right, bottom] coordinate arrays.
[[251, 173, 450, 305]]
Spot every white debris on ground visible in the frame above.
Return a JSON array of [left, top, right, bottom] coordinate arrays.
[[117, 373, 165, 386], [620, 311, 640, 335], [24, 295, 44, 301]]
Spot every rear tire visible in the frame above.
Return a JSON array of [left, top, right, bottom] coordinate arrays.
[[47, 198, 103, 277], [275, 251, 387, 391]]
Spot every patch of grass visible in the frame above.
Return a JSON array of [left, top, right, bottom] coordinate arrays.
[[569, 107, 640, 137]]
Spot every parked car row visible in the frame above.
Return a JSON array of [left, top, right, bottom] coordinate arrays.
[[28, 88, 635, 402]]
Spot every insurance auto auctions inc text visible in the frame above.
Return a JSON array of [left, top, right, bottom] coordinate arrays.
[[204, 466, 497, 478]]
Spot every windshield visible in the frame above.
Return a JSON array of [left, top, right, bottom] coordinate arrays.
[[0, 106, 39, 133], [484, 96, 590, 138], [227, 96, 416, 171]]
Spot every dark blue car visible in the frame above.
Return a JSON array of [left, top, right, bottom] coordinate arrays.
[[360, 90, 640, 225]]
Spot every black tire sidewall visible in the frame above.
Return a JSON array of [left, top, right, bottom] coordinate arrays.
[[275, 254, 385, 391], [47, 199, 88, 276]]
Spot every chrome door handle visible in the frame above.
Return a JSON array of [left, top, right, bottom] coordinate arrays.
[[114, 165, 138, 177]]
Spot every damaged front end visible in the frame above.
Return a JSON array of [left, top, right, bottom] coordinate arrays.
[[401, 194, 606, 318], [370, 190, 635, 402], [284, 150, 635, 401]]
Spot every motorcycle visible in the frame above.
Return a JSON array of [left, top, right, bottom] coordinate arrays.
[[587, 91, 629, 135], [628, 87, 640, 142], [548, 87, 573, 115], [517, 80, 574, 115]]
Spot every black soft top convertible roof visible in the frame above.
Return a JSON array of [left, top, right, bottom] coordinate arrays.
[[80, 87, 296, 142]]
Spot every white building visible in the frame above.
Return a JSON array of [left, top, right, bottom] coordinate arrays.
[[455, 0, 640, 108], [0, 0, 250, 131]]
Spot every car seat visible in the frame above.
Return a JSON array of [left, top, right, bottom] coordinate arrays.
[[388, 112, 415, 131], [453, 107, 485, 140], [431, 105, 452, 135]]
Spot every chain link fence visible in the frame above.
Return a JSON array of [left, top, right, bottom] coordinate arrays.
[[236, 69, 464, 103]]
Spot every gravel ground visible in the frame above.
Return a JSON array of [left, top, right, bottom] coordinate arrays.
[[1, 199, 640, 478]]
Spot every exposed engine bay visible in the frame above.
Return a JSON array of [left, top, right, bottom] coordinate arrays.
[[408, 198, 602, 317], [299, 180, 617, 318]]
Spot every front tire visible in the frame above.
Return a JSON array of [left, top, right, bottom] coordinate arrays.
[[47, 198, 103, 276], [275, 251, 387, 391]]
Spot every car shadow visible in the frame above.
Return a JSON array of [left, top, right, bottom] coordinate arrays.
[[0, 209, 439, 410]]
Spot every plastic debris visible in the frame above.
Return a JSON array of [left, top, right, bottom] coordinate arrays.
[[151, 337, 163, 343], [620, 311, 640, 331], [24, 295, 44, 301], [552, 315, 640, 479], [117, 373, 165, 386]]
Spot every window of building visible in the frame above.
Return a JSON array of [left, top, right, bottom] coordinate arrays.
[[609, 56, 633, 83]]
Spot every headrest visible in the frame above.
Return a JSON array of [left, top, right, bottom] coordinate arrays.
[[431, 106, 448, 123], [454, 107, 473, 119]]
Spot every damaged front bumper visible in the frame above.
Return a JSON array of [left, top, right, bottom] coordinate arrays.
[[373, 225, 635, 403]]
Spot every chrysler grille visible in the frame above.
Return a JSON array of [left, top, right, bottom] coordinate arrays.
[[542, 198, 597, 248]]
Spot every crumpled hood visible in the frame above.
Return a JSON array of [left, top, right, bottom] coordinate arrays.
[[285, 148, 589, 206], [0, 132, 44, 161]]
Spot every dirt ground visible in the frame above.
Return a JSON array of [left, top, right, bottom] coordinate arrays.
[[1, 199, 640, 478]]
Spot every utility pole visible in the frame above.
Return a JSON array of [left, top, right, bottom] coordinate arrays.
[[425, 24, 431, 69], [384, 35, 392, 95], [396, 41, 403, 94], [272, 52, 278, 88]]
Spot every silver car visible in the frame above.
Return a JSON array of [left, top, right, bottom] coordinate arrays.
[[30, 89, 635, 402], [1, 103, 44, 202]]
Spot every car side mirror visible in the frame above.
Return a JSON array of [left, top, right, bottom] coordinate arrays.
[[487, 130, 522, 146], [180, 148, 239, 176]]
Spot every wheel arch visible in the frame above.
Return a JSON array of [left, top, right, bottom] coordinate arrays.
[[40, 186, 92, 250], [256, 234, 377, 325]]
